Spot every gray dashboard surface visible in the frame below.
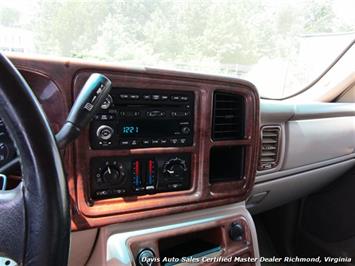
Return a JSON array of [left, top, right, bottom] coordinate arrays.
[[249, 100, 355, 214]]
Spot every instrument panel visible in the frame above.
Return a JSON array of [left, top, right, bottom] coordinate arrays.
[[7, 56, 260, 231]]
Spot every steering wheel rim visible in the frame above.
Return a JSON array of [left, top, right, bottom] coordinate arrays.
[[0, 53, 70, 265]]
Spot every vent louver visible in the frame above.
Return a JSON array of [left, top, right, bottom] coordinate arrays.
[[212, 92, 245, 140], [258, 126, 281, 170]]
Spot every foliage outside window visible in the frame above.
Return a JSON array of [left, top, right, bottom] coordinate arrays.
[[0, 0, 354, 98]]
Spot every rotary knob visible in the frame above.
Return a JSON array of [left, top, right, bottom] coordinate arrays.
[[137, 249, 156, 266], [163, 158, 187, 178], [181, 126, 191, 135], [102, 165, 123, 184], [96, 125, 114, 140], [100, 94, 113, 109], [229, 222, 244, 241]]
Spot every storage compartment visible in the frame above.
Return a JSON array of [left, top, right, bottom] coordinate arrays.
[[209, 146, 244, 183], [159, 227, 223, 265], [128, 215, 254, 266]]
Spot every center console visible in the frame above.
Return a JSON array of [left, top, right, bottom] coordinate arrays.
[[72, 67, 259, 230], [88, 88, 195, 200]]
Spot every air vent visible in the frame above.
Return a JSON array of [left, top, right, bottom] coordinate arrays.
[[258, 126, 281, 171], [212, 92, 245, 140]]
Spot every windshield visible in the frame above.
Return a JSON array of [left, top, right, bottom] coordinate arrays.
[[1, 0, 354, 99]]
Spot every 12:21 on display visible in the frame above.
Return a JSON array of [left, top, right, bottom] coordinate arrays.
[[122, 126, 139, 134]]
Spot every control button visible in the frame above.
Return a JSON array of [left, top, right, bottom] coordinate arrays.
[[229, 222, 244, 241], [142, 139, 151, 146], [161, 95, 169, 100], [120, 140, 130, 146], [96, 190, 110, 197], [160, 139, 168, 145], [119, 94, 129, 100], [169, 138, 178, 145], [181, 126, 191, 135], [100, 114, 109, 120], [168, 183, 183, 189], [180, 96, 189, 101], [129, 94, 140, 100], [152, 95, 160, 100], [143, 95, 151, 100], [171, 95, 180, 101], [96, 114, 116, 121], [102, 165, 123, 184], [147, 110, 165, 117], [137, 249, 156, 266], [96, 176, 104, 185], [131, 139, 140, 146], [151, 139, 159, 145], [98, 141, 112, 146], [96, 125, 114, 140], [111, 188, 126, 195], [163, 157, 188, 178], [179, 138, 187, 144], [171, 111, 190, 117], [100, 94, 113, 110], [120, 111, 140, 117]]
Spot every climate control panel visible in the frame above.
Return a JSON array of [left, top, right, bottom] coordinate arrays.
[[90, 154, 191, 199]]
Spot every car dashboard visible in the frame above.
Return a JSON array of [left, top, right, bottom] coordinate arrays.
[[7, 54, 354, 266], [6, 54, 260, 265]]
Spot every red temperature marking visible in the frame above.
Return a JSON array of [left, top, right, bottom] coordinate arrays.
[[149, 160, 153, 175], [135, 160, 139, 177]]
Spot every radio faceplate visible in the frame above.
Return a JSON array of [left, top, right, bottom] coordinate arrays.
[[90, 89, 194, 149]]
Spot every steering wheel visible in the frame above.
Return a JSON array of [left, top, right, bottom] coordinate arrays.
[[0, 54, 70, 265]]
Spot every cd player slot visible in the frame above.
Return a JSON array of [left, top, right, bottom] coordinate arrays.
[[114, 103, 183, 107]]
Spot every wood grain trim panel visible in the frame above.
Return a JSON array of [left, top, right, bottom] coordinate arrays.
[[8, 55, 259, 231], [73, 71, 259, 229]]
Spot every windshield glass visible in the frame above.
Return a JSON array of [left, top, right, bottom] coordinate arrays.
[[1, 0, 354, 99]]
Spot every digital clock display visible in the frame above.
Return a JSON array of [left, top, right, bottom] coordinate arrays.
[[122, 126, 139, 134], [119, 120, 180, 138]]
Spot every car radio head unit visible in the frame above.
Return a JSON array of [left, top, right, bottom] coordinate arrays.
[[90, 88, 194, 149]]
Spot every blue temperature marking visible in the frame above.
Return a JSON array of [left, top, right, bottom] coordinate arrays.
[[148, 175, 152, 185]]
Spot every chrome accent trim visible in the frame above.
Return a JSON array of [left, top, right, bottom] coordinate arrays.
[[103, 202, 260, 266]]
